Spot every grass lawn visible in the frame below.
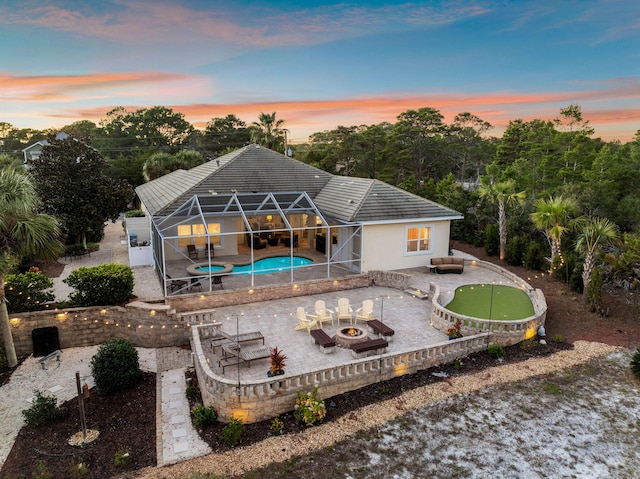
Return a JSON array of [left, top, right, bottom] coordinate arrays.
[[445, 284, 535, 320]]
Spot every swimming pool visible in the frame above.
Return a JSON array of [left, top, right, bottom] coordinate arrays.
[[195, 256, 313, 275]]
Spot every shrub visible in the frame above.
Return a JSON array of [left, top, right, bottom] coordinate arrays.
[[269, 416, 284, 436], [0, 345, 8, 371], [586, 266, 604, 309], [22, 390, 58, 427], [32, 460, 53, 479], [90, 338, 141, 395], [505, 235, 527, 266], [294, 385, 326, 427], [186, 385, 199, 400], [4, 272, 55, 313], [114, 447, 132, 467], [487, 344, 505, 359], [69, 460, 88, 478], [191, 405, 218, 428], [64, 263, 134, 306], [125, 209, 145, 218], [631, 349, 640, 380], [219, 417, 245, 447], [523, 241, 546, 270], [553, 333, 565, 343], [519, 339, 535, 350], [483, 223, 500, 257]]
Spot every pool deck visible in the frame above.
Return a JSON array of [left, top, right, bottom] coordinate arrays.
[[195, 259, 520, 383]]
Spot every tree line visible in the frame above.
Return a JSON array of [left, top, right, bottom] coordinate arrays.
[[2, 104, 640, 311]]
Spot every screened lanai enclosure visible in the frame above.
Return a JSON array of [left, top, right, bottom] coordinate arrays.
[[151, 192, 362, 295]]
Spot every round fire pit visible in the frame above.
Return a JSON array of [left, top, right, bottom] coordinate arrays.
[[335, 326, 368, 348]]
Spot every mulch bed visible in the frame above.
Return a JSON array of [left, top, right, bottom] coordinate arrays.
[[187, 339, 573, 453], [0, 372, 156, 479]]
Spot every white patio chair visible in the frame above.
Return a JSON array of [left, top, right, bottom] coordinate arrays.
[[354, 299, 374, 324], [335, 297, 353, 324], [314, 300, 335, 327], [294, 306, 319, 334]]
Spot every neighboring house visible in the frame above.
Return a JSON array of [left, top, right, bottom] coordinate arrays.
[[135, 144, 462, 288], [21, 132, 69, 167]]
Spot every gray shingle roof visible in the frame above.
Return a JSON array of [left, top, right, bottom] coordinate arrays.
[[136, 144, 462, 222]]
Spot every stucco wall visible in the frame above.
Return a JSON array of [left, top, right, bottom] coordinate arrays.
[[361, 221, 452, 272]]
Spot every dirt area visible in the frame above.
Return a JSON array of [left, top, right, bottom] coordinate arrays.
[[2, 242, 639, 478]]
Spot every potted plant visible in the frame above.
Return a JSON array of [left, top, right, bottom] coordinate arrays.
[[447, 320, 463, 340], [268, 346, 287, 377]]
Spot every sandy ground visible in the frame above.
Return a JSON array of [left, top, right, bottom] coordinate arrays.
[[133, 341, 640, 479]]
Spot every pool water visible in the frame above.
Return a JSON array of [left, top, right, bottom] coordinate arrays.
[[195, 256, 313, 275]]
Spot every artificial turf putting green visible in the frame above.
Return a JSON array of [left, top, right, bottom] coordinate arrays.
[[445, 284, 535, 320]]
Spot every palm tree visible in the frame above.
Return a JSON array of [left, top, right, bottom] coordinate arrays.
[[530, 195, 582, 264], [0, 168, 63, 367], [478, 179, 525, 260], [251, 112, 287, 151], [576, 217, 619, 303]]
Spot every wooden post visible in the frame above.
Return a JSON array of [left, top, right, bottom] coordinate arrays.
[[75, 371, 87, 439]]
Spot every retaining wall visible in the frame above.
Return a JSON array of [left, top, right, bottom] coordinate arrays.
[[429, 259, 547, 346], [192, 322, 490, 424]]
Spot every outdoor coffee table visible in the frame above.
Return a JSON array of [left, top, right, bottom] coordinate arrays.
[[221, 343, 271, 369]]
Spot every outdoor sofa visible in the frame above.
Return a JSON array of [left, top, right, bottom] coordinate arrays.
[[430, 257, 464, 274]]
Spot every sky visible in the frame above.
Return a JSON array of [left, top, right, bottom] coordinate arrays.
[[1, 0, 639, 143]]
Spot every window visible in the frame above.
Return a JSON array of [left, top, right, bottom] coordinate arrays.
[[177, 223, 222, 248], [406, 226, 431, 254]]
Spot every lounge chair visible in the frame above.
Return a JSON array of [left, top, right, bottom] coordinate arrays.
[[187, 244, 199, 259], [354, 299, 374, 324], [314, 300, 335, 327], [335, 297, 353, 324], [294, 307, 319, 333]]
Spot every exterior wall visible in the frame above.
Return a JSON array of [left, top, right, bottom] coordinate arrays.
[[429, 259, 547, 347], [160, 216, 240, 262], [193, 322, 490, 424], [361, 221, 452, 272]]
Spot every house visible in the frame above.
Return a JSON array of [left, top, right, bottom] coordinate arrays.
[[22, 132, 69, 167], [135, 144, 462, 291]]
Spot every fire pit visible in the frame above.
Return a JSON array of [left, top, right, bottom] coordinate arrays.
[[335, 326, 368, 348]]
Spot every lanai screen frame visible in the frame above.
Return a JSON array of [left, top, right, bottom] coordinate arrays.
[[151, 192, 360, 295]]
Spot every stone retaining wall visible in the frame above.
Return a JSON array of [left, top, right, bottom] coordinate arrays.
[[429, 259, 547, 346], [192, 322, 491, 423], [5, 276, 371, 356]]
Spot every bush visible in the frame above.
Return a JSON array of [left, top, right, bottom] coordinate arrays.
[[294, 385, 326, 426], [483, 223, 500, 257], [505, 235, 527, 266], [191, 405, 218, 428], [553, 334, 565, 343], [114, 447, 132, 467], [186, 385, 199, 400], [90, 338, 141, 395], [4, 272, 55, 313], [524, 241, 546, 270], [487, 344, 505, 359], [219, 417, 245, 447], [0, 345, 8, 371], [586, 266, 604, 308], [22, 390, 58, 427], [631, 349, 640, 380], [64, 263, 134, 306], [269, 416, 284, 436]]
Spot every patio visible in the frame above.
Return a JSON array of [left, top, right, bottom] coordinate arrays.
[[191, 261, 512, 384]]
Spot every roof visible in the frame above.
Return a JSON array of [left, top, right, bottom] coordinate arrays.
[[136, 144, 462, 223]]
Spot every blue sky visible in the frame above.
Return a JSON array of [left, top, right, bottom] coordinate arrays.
[[1, 0, 638, 142]]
